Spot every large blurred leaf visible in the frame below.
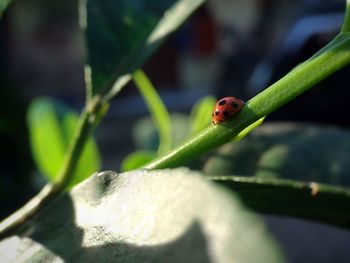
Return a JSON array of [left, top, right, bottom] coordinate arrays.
[[84, 0, 205, 99], [201, 123, 350, 228], [0, 0, 11, 18], [210, 175, 350, 229], [27, 98, 101, 188], [0, 169, 284, 262]]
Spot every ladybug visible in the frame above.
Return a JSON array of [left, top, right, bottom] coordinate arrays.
[[212, 97, 244, 125]]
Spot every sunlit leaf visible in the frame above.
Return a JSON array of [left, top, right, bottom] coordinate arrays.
[[0, 169, 284, 262]]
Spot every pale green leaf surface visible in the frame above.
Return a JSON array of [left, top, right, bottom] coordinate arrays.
[[0, 169, 284, 262]]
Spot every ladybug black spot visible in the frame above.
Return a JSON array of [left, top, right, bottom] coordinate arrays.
[[223, 111, 229, 117], [231, 102, 238, 108], [218, 100, 226, 106], [215, 110, 220, 116]]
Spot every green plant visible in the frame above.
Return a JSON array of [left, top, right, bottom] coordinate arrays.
[[1, 0, 350, 261]]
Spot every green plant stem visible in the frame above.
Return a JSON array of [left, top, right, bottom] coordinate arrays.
[[55, 109, 96, 189], [133, 69, 172, 154], [209, 175, 350, 229], [0, 184, 56, 239], [144, 33, 350, 170], [0, 107, 99, 239], [341, 0, 350, 33]]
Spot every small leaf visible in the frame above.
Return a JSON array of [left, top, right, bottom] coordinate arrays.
[[231, 116, 265, 142], [0, 169, 285, 262], [189, 96, 216, 136], [120, 150, 157, 171], [27, 98, 101, 188]]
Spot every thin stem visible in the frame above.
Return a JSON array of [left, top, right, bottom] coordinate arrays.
[[0, 106, 98, 238], [341, 0, 350, 33], [0, 184, 57, 239], [144, 34, 350, 170], [55, 109, 95, 189]]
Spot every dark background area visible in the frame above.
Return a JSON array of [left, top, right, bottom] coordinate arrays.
[[0, 0, 349, 261]]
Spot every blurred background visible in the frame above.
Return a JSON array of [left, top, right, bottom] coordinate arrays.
[[1, 0, 350, 261]]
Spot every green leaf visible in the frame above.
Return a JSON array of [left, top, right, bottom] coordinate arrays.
[[120, 150, 156, 171], [133, 70, 172, 154], [0, 169, 285, 262], [202, 122, 350, 228], [27, 98, 101, 188], [210, 175, 350, 229], [0, 0, 11, 18], [189, 96, 216, 136], [83, 0, 205, 100], [231, 116, 265, 142]]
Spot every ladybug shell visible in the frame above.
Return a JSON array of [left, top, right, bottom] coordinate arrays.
[[212, 97, 244, 125]]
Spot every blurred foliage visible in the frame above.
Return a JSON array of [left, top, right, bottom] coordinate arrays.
[[121, 113, 189, 171], [0, 0, 11, 18], [85, 0, 205, 99], [120, 150, 156, 171], [1, 0, 350, 260], [203, 122, 350, 186], [27, 98, 101, 189], [188, 95, 216, 136]]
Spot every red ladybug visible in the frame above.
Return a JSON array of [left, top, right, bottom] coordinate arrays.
[[212, 97, 244, 125]]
